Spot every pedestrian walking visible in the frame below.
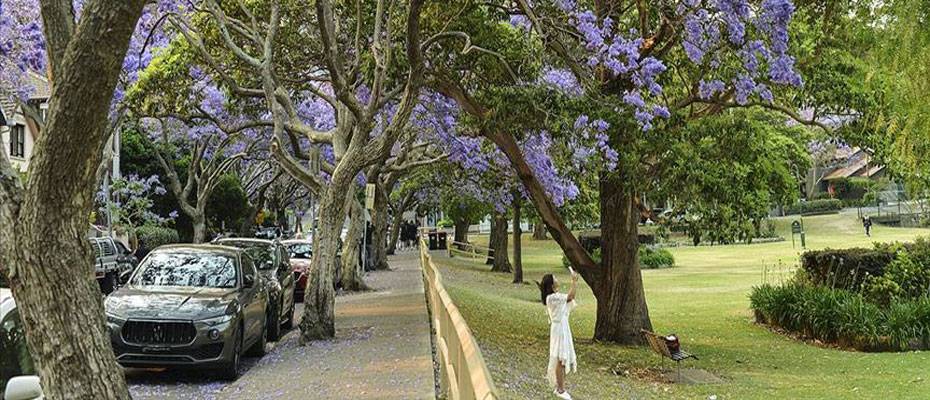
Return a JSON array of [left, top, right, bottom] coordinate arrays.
[[538, 269, 579, 399], [863, 215, 872, 237]]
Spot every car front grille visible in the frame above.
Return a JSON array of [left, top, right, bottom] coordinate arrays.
[[122, 320, 196, 345]]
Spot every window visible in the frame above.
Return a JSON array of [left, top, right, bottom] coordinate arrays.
[[241, 254, 256, 285], [9, 124, 24, 158]]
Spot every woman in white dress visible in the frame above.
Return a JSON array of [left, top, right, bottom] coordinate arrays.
[[540, 270, 578, 400]]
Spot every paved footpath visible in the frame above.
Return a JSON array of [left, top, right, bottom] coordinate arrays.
[[128, 251, 436, 400], [225, 251, 436, 399]]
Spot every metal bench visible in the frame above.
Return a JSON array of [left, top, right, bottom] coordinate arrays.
[[641, 329, 698, 382]]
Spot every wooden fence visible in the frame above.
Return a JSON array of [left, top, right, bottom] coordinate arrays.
[[419, 234, 499, 400]]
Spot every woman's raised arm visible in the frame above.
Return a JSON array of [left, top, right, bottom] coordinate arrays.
[[567, 270, 578, 302]]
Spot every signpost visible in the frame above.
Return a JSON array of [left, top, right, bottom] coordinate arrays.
[[791, 219, 806, 249]]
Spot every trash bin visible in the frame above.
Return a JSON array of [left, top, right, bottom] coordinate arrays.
[[428, 232, 438, 250], [437, 232, 448, 250]]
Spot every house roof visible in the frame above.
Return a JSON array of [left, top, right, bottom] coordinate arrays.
[[0, 71, 50, 123], [824, 157, 870, 180]]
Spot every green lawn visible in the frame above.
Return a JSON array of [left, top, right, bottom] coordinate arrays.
[[433, 212, 930, 399]]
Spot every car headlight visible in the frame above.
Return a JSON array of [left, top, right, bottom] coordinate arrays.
[[200, 315, 234, 326], [105, 313, 125, 325]]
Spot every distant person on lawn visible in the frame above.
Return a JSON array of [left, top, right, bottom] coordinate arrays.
[[539, 270, 579, 400], [863, 215, 872, 237]]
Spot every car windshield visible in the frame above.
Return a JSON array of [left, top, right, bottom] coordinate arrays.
[[131, 252, 237, 288], [220, 241, 275, 270], [287, 243, 311, 259]]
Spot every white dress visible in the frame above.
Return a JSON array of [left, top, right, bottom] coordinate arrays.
[[546, 292, 577, 389]]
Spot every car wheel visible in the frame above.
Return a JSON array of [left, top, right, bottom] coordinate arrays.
[[267, 302, 281, 342], [246, 318, 268, 357], [220, 325, 242, 381], [283, 298, 295, 330]]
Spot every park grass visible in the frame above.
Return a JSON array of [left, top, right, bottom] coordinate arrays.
[[432, 212, 930, 399]]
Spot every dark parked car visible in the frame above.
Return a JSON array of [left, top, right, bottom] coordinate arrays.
[[113, 240, 139, 275], [214, 238, 295, 341], [104, 245, 269, 380]]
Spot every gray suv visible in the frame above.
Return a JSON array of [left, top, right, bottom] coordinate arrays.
[[104, 245, 269, 380]]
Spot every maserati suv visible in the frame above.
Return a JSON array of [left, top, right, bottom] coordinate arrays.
[[104, 244, 269, 380]]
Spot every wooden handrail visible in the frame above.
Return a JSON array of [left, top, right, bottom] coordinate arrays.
[[419, 234, 499, 400]]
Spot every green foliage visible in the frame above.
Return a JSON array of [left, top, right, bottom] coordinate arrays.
[[663, 109, 810, 245], [561, 246, 673, 269], [861, 238, 930, 305], [749, 282, 930, 351], [784, 199, 843, 215], [800, 246, 895, 291], [206, 174, 251, 235], [638, 247, 675, 269], [136, 225, 180, 251]]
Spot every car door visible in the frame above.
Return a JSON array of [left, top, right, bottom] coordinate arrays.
[[239, 254, 264, 342], [276, 245, 295, 316]]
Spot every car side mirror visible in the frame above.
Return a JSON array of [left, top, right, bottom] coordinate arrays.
[[243, 274, 255, 288], [5, 376, 44, 400], [119, 270, 132, 285]]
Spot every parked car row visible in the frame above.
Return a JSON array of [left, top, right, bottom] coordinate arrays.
[[2, 239, 310, 398]]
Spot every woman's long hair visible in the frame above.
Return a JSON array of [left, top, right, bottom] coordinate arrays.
[[539, 274, 555, 304]]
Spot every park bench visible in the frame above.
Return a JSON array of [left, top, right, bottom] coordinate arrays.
[[641, 329, 699, 382]]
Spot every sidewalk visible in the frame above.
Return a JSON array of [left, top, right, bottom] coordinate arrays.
[[218, 252, 436, 399]]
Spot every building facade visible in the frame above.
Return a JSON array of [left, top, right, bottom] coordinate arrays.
[[0, 73, 50, 172]]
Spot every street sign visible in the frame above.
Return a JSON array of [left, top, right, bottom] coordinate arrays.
[[791, 220, 802, 234], [791, 220, 806, 249], [365, 183, 376, 210]]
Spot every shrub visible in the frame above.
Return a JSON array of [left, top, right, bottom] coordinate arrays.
[[136, 225, 180, 251], [800, 247, 895, 291], [748, 283, 927, 351], [561, 246, 674, 270], [639, 246, 675, 269], [784, 199, 843, 215]]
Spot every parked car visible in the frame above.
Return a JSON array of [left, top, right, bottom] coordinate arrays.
[[282, 240, 312, 302], [213, 239, 295, 341], [104, 245, 269, 380], [113, 240, 139, 275], [90, 237, 122, 295], [283, 238, 344, 293], [1, 280, 42, 400]]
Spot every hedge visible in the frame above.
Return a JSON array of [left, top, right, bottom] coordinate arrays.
[[136, 225, 180, 252], [561, 245, 674, 269], [750, 283, 930, 351], [800, 247, 895, 291], [639, 247, 675, 269], [784, 199, 843, 215]]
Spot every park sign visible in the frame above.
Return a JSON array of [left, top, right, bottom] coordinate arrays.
[[791, 220, 806, 249], [365, 184, 376, 210]]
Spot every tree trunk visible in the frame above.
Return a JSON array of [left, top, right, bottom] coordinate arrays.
[[593, 180, 652, 344], [387, 191, 414, 256], [453, 217, 469, 249], [299, 185, 342, 342], [370, 180, 391, 270], [533, 220, 548, 240], [512, 197, 523, 283], [490, 210, 511, 273], [340, 193, 369, 291], [0, 1, 146, 398], [192, 211, 207, 243]]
